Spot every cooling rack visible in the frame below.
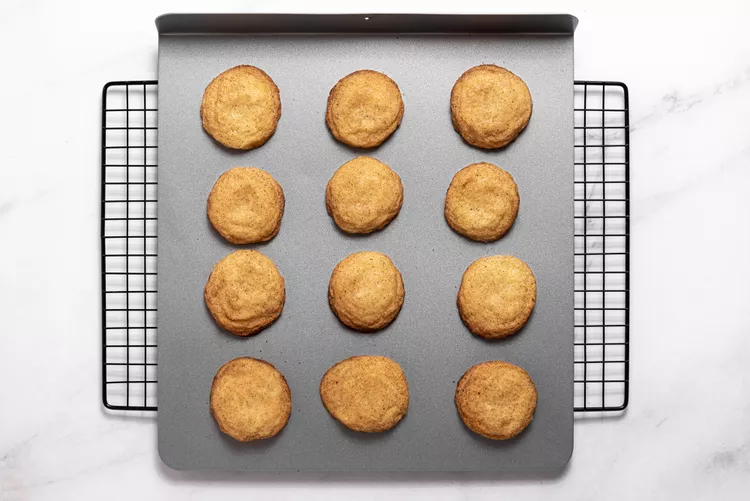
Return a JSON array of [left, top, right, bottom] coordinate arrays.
[[101, 80, 629, 412]]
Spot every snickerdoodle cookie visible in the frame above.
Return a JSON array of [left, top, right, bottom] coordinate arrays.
[[208, 167, 285, 244], [201, 65, 281, 150], [326, 70, 404, 148], [457, 255, 536, 339], [326, 156, 403, 234], [450, 64, 532, 149], [444, 162, 519, 242], [210, 357, 292, 441], [320, 355, 409, 432], [455, 360, 537, 440], [205, 250, 285, 336], [328, 252, 404, 332]]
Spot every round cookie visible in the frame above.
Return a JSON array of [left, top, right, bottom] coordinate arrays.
[[201, 65, 281, 150], [326, 70, 404, 148], [326, 156, 403, 234], [328, 252, 404, 332], [457, 255, 536, 339], [450, 64, 532, 149], [455, 360, 537, 440], [210, 357, 292, 442], [205, 250, 285, 336], [444, 162, 519, 242], [208, 167, 285, 244], [320, 355, 409, 432]]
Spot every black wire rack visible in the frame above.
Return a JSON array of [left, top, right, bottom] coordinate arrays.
[[101, 80, 629, 413], [101, 81, 159, 410], [573, 81, 630, 411]]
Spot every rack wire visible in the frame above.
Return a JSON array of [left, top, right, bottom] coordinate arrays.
[[573, 81, 630, 411], [101, 81, 158, 410], [101, 80, 629, 412]]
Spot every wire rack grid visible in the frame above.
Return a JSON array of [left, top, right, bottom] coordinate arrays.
[[101, 81, 159, 410], [101, 80, 629, 412], [574, 81, 630, 411]]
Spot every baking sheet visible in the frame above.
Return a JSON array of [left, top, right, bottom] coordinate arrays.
[[156, 14, 576, 472]]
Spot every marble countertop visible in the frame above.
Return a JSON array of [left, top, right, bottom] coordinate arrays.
[[1, 0, 749, 499]]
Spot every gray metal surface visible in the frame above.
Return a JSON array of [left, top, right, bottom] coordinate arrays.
[[156, 14, 575, 472]]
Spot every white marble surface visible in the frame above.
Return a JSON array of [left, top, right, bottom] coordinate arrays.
[[1, 0, 750, 499]]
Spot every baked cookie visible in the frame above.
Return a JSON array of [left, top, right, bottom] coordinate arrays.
[[201, 65, 281, 150], [328, 252, 404, 332], [210, 357, 292, 442], [208, 167, 285, 244], [444, 162, 519, 242], [326, 156, 403, 234], [457, 255, 536, 339], [205, 250, 285, 336], [450, 64, 532, 149], [320, 355, 409, 432], [326, 70, 404, 148], [455, 360, 537, 440]]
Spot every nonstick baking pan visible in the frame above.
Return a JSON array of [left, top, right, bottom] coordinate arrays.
[[156, 13, 576, 471]]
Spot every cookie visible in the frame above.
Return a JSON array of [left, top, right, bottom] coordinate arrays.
[[205, 250, 285, 336], [210, 357, 292, 442], [328, 252, 404, 332], [201, 65, 281, 150], [444, 162, 519, 242], [455, 360, 537, 440], [207, 167, 285, 244], [326, 70, 404, 148], [450, 64, 532, 149], [320, 355, 409, 432], [457, 255, 536, 339], [326, 156, 403, 234]]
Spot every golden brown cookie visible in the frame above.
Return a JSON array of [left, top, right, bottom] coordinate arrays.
[[207, 167, 285, 244], [444, 162, 519, 242], [201, 65, 281, 150], [455, 360, 537, 440], [320, 355, 409, 432], [328, 252, 404, 332], [457, 255, 536, 339], [326, 70, 404, 148], [205, 250, 285, 336], [450, 64, 532, 149], [210, 357, 292, 442], [326, 156, 403, 234]]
